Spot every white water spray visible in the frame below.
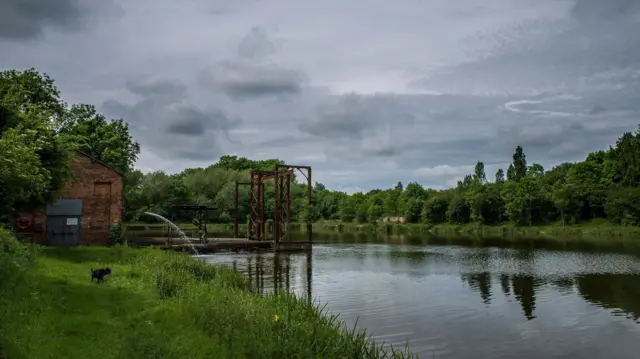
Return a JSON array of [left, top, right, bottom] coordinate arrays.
[[143, 212, 200, 255]]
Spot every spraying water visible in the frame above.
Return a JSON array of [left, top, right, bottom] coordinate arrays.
[[143, 212, 199, 255]]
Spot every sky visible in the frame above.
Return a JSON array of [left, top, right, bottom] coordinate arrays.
[[1, 0, 639, 193]]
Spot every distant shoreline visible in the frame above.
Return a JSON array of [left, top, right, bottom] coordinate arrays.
[[123, 220, 640, 248]]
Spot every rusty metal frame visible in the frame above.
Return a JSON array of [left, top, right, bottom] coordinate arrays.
[[234, 165, 311, 244], [234, 182, 250, 238], [249, 171, 269, 241], [276, 164, 312, 243]]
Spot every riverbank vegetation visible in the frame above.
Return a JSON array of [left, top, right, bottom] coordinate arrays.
[[3, 68, 638, 240], [0, 228, 414, 359]]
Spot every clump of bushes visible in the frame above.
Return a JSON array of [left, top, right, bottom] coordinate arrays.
[[0, 227, 40, 292], [108, 222, 126, 246]]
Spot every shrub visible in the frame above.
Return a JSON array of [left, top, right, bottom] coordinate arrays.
[[108, 222, 126, 246], [0, 227, 40, 286]]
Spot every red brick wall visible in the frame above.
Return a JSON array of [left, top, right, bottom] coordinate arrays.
[[17, 151, 123, 245]]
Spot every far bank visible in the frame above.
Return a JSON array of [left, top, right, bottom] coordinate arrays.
[[122, 220, 640, 250]]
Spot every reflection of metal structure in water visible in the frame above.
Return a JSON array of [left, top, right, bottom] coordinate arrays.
[[234, 164, 313, 248], [171, 205, 216, 243], [244, 253, 313, 303]]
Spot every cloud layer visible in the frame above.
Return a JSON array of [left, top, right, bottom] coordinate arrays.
[[1, 0, 638, 192]]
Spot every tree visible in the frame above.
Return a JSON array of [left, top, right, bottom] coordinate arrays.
[[367, 193, 385, 223], [506, 164, 516, 181], [527, 163, 545, 178], [58, 104, 140, 174], [337, 195, 356, 222], [394, 181, 403, 191], [0, 69, 76, 222], [422, 196, 449, 224], [495, 168, 505, 184], [512, 145, 527, 181], [474, 161, 487, 184], [0, 68, 66, 130], [0, 129, 51, 221], [552, 183, 572, 226], [447, 195, 470, 224]]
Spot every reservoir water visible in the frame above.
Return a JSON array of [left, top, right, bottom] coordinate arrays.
[[201, 235, 640, 359]]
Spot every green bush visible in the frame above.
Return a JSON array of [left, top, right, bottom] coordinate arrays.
[[0, 227, 40, 291], [108, 222, 126, 246]]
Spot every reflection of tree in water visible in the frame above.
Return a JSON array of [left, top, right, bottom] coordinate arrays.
[[493, 273, 540, 321], [512, 275, 538, 320], [576, 274, 640, 321], [464, 272, 493, 304], [499, 274, 511, 297], [550, 277, 575, 295], [461, 248, 493, 304]]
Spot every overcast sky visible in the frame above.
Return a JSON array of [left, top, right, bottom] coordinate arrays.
[[1, 0, 639, 193]]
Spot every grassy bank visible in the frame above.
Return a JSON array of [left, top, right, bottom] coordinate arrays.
[[0, 229, 414, 359]]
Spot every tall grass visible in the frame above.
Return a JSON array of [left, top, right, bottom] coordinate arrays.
[[0, 229, 416, 359]]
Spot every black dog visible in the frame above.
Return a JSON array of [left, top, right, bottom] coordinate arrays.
[[91, 267, 112, 283]]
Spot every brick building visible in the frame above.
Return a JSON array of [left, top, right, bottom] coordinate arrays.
[[15, 150, 124, 246]]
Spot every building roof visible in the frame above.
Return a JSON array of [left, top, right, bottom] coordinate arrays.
[[73, 149, 124, 177]]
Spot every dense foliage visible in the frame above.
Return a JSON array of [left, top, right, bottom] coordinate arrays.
[[2, 68, 639, 228], [0, 69, 140, 223]]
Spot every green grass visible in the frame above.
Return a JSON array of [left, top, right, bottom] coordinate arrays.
[[0, 232, 415, 359]]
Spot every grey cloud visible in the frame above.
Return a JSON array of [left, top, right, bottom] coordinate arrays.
[[570, 0, 640, 24], [364, 146, 398, 157], [125, 76, 187, 100], [102, 76, 241, 161], [300, 94, 414, 139], [237, 27, 278, 59], [0, 0, 122, 41], [411, 1, 640, 96], [209, 60, 308, 100], [201, 27, 308, 100], [167, 121, 205, 135]]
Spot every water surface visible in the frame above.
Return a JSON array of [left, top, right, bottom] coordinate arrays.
[[201, 237, 640, 359]]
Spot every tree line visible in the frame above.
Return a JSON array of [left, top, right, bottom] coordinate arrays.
[[2, 68, 640, 228]]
